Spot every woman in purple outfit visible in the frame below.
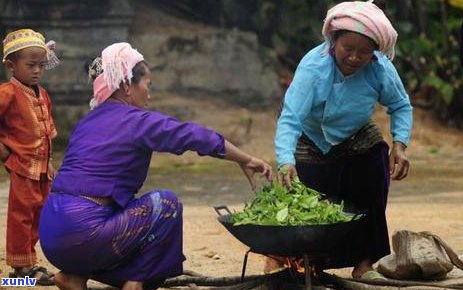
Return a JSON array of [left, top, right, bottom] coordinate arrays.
[[38, 42, 273, 290]]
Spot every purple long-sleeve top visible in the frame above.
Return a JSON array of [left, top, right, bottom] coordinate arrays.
[[51, 102, 225, 207]]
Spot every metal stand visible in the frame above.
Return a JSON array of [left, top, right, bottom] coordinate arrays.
[[241, 249, 251, 282], [303, 254, 313, 290]]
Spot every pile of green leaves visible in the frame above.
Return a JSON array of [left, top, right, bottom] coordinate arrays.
[[231, 178, 359, 226]]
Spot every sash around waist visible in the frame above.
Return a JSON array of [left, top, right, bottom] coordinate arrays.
[[296, 121, 384, 163], [52, 191, 117, 207]]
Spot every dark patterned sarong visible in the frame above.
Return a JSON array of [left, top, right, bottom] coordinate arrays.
[[295, 122, 390, 268], [39, 190, 183, 287]]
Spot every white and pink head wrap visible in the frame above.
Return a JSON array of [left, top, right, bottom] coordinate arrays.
[[90, 42, 144, 109], [322, 1, 398, 60]]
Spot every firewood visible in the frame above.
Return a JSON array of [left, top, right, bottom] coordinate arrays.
[[163, 274, 265, 287]]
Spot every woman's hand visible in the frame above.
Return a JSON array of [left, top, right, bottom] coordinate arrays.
[[238, 157, 273, 190], [389, 141, 409, 180], [221, 140, 273, 189], [277, 164, 298, 188]]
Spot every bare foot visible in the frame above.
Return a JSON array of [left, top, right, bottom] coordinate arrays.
[[122, 281, 143, 290], [351, 259, 374, 278], [53, 271, 88, 290]]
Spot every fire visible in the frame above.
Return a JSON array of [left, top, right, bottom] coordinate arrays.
[[284, 257, 305, 273], [265, 255, 317, 276]]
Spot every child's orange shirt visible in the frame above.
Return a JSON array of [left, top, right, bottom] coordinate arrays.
[[0, 77, 57, 180]]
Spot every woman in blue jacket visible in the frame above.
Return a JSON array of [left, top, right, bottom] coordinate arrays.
[[274, 0, 412, 278]]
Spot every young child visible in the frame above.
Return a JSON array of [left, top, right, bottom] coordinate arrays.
[[0, 28, 59, 285]]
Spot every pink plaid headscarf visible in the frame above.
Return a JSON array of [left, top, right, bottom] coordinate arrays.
[[91, 42, 144, 109], [322, 1, 398, 60]]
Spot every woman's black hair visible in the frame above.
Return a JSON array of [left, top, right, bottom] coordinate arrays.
[[131, 61, 149, 84], [372, 0, 386, 11]]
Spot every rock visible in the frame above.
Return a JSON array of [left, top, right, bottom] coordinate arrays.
[[0, 0, 282, 108], [1, 0, 135, 104], [128, 1, 283, 108]]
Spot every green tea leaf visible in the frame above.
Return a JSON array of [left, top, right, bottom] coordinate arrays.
[[276, 206, 288, 222], [231, 180, 361, 226]]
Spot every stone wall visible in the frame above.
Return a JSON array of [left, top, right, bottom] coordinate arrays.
[[131, 1, 282, 107], [0, 0, 282, 107], [1, 0, 135, 104], [135, 29, 281, 107]]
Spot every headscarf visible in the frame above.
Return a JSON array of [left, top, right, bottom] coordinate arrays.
[[2, 28, 59, 69], [322, 1, 398, 60], [90, 42, 144, 109]]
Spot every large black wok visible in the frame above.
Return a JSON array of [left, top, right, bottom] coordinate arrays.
[[215, 206, 364, 257]]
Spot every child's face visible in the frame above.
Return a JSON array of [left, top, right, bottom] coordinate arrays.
[[6, 46, 47, 87]]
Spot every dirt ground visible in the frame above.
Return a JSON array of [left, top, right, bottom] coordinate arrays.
[[0, 95, 463, 289]]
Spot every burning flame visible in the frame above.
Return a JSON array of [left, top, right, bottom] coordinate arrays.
[[266, 255, 317, 276], [284, 257, 305, 273]]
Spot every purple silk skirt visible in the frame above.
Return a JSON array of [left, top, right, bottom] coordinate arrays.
[[39, 190, 184, 287]]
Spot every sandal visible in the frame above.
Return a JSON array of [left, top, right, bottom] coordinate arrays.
[[359, 270, 388, 281], [9, 265, 55, 286]]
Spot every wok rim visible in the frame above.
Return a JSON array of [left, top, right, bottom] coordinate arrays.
[[217, 211, 364, 228]]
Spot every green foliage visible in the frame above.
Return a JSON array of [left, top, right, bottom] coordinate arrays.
[[424, 75, 454, 105], [156, 0, 463, 126], [231, 178, 359, 226], [390, 1, 463, 125]]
